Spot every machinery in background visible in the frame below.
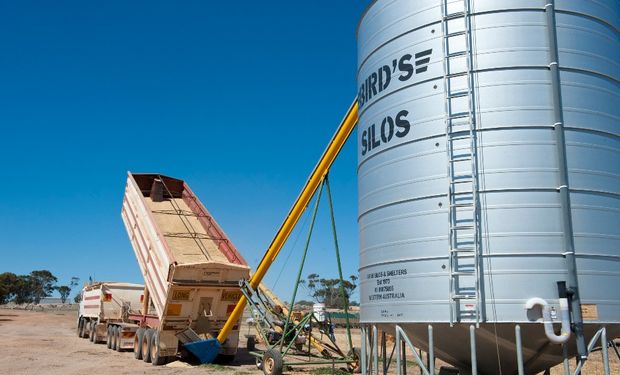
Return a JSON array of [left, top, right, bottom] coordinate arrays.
[[76, 282, 144, 351]]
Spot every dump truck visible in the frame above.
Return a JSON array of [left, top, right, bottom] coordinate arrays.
[[76, 282, 144, 350], [120, 172, 250, 365]]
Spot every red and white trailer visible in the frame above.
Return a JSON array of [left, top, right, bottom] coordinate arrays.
[[120, 172, 250, 365], [77, 282, 144, 350]]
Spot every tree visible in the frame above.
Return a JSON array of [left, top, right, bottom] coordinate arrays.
[[295, 300, 315, 307], [0, 270, 64, 305], [301, 273, 358, 309], [13, 275, 34, 304], [56, 286, 71, 304], [56, 276, 79, 304], [0, 272, 19, 304], [29, 270, 58, 304], [70, 277, 80, 288]]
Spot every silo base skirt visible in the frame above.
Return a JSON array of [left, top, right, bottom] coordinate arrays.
[[360, 322, 619, 375]]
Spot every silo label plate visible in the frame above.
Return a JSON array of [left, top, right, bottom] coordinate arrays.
[[365, 268, 407, 302], [580, 304, 598, 321]]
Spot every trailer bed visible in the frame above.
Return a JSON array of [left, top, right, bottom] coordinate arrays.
[[145, 197, 229, 264]]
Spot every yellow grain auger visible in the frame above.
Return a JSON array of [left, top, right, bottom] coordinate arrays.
[[193, 100, 358, 372]]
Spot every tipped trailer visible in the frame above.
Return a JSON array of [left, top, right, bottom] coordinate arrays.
[[77, 282, 144, 350], [121, 172, 250, 365]]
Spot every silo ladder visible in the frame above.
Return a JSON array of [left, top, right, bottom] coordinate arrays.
[[441, 0, 482, 327]]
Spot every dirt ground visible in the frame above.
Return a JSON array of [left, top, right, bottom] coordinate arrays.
[[0, 309, 257, 375], [0, 309, 618, 375]]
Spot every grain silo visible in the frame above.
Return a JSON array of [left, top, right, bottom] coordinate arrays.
[[357, 0, 619, 373]]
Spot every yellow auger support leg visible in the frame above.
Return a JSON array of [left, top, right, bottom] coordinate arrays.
[[216, 99, 359, 345]]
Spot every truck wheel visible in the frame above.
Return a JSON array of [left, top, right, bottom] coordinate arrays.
[[262, 349, 283, 375], [106, 326, 113, 349], [110, 325, 118, 350], [247, 336, 256, 351], [89, 321, 96, 342], [142, 329, 154, 363], [79, 319, 88, 338], [114, 326, 123, 351], [77, 317, 84, 337], [150, 331, 167, 366], [134, 328, 145, 359]]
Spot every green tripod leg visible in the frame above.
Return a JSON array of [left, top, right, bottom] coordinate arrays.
[[278, 180, 325, 353], [325, 176, 354, 355]]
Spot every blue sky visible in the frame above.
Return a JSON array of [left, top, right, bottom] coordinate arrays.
[[0, 1, 368, 302]]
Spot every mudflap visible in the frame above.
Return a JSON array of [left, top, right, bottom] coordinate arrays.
[[183, 338, 221, 364]]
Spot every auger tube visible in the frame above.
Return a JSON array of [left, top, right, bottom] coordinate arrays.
[[215, 100, 359, 347]]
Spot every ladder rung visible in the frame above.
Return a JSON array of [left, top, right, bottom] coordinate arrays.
[[448, 51, 468, 58], [446, 71, 468, 78], [452, 294, 476, 300], [451, 188, 475, 194], [451, 174, 472, 180], [445, 30, 467, 38], [450, 202, 473, 208], [444, 11, 466, 20], [448, 128, 472, 135], [447, 135, 472, 142], [451, 225, 474, 230], [449, 156, 472, 163], [450, 248, 475, 253], [448, 129, 471, 135], [447, 126, 472, 133], [450, 180, 473, 186], [458, 312, 478, 317], [449, 253, 475, 258], [451, 271, 475, 276], [448, 90, 469, 99], [451, 191, 474, 199], [448, 112, 469, 120]]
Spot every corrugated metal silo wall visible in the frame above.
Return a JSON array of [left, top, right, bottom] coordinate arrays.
[[357, 0, 620, 324]]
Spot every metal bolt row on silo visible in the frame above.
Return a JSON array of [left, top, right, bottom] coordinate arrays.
[[441, 0, 482, 327]]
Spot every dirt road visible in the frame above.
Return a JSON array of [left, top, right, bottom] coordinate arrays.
[[0, 309, 256, 375]]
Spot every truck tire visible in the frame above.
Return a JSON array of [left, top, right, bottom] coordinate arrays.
[[134, 328, 145, 359], [107, 326, 113, 349], [79, 318, 88, 338], [110, 326, 118, 350], [150, 331, 167, 366], [114, 326, 123, 352], [77, 317, 84, 337], [89, 321, 96, 342], [262, 349, 283, 375], [142, 329, 154, 363]]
